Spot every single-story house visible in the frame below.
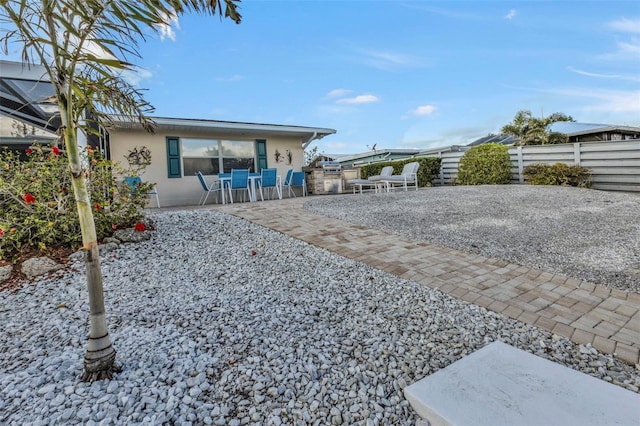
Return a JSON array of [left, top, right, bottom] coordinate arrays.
[[106, 117, 335, 206], [1, 60, 336, 206]]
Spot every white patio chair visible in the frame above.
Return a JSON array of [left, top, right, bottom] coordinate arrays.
[[381, 162, 420, 192], [348, 166, 394, 194]]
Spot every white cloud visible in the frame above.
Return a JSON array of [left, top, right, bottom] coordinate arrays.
[[351, 47, 425, 71], [325, 89, 352, 98], [506, 83, 640, 114], [504, 9, 517, 20], [607, 18, 640, 34], [567, 66, 640, 82], [411, 104, 437, 116], [119, 67, 153, 87], [217, 74, 244, 82], [597, 39, 640, 61], [336, 94, 380, 105], [561, 88, 640, 113], [156, 10, 180, 41]]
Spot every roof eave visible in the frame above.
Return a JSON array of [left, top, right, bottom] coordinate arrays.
[[108, 116, 336, 140]]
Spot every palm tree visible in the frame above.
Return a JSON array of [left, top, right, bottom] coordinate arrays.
[[501, 109, 573, 145], [0, 0, 241, 381]]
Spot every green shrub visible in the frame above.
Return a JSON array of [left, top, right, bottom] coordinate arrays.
[[359, 157, 441, 188], [0, 144, 152, 260], [457, 143, 512, 185], [524, 162, 591, 188]]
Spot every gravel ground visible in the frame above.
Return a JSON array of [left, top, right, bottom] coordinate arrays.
[[1, 209, 638, 425], [305, 185, 640, 293]]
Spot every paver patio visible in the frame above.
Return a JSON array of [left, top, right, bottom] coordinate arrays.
[[212, 196, 640, 365]]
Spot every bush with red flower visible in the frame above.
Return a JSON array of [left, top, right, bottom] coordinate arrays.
[[0, 144, 153, 260]]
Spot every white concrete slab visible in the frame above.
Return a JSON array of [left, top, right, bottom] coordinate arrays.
[[404, 341, 640, 426]]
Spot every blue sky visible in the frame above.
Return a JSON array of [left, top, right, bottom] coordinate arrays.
[[13, 1, 640, 155]]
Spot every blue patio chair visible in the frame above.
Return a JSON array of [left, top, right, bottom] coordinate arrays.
[[227, 168, 251, 203], [125, 176, 160, 208], [195, 171, 221, 205], [287, 171, 307, 198], [281, 169, 294, 197], [257, 168, 281, 200]]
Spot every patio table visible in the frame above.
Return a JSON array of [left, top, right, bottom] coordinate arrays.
[[218, 172, 261, 204]]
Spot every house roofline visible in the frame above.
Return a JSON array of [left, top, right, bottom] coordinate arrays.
[[334, 149, 420, 163], [108, 116, 336, 141], [560, 125, 640, 137]]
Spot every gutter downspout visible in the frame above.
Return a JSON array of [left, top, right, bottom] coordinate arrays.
[[302, 132, 319, 150]]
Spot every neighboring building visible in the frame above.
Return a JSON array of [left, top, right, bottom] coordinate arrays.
[[0, 61, 58, 154], [548, 122, 640, 143], [334, 148, 420, 167], [466, 134, 519, 147], [1, 60, 336, 206]]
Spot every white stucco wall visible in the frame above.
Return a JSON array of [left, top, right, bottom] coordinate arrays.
[[108, 128, 307, 207]]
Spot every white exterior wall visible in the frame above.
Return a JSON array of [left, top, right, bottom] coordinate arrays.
[[108, 128, 306, 207]]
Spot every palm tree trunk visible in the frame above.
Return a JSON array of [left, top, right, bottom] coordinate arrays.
[[62, 123, 118, 381]]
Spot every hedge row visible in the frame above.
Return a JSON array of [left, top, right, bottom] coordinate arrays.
[[359, 157, 441, 188]]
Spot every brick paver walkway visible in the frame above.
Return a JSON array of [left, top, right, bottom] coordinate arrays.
[[214, 197, 640, 365]]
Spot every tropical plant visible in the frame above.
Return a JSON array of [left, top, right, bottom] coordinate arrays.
[[0, 144, 153, 259], [524, 163, 591, 187], [0, 0, 241, 381], [457, 143, 512, 185], [501, 110, 573, 145]]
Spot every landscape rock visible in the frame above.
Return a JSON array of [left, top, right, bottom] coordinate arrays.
[[20, 257, 61, 279], [98, 242, 119, 255], [0, 265, 12, 283], [113, 228, 152, 243]]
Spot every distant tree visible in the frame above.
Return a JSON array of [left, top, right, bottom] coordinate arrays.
[[0, 0, 241, 381], [501, 110, 573, 145], [304, 145, 321, 166]]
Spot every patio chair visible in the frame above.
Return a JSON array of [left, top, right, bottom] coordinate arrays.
[[195, 171, 221, 205], [124, 176, 160, 208], [257, 168, 281, 200], [380, 162, 420, 192], [348, 166, 394, 194], [281, 169, 294, 197], [227, 168, 251, 203], [287, 171, 307, 197]]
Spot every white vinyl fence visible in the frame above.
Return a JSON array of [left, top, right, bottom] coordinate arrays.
[[425, 140, 640, 192]]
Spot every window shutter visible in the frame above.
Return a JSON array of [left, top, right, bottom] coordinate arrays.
[[166, 137, 181, 178], [256, 139, 267, 172]]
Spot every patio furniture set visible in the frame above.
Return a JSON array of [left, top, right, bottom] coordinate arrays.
[[196, 168, 307, 205], [348, 161, 420, 194]]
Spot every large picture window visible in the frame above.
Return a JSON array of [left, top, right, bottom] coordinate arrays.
[[182, 138, 256, 176]]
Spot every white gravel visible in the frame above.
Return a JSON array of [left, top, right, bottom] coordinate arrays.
[[1, 209, 638, 425], [305, 185, 640, 293]]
